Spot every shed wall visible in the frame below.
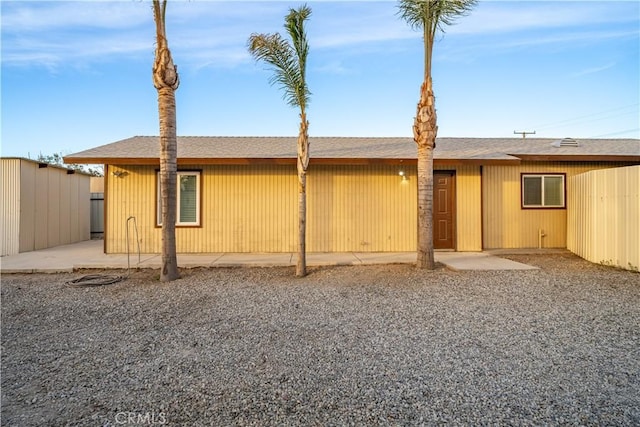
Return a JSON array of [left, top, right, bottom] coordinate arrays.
[[105, 164, 482, 253], [482, 162, 626, 249], [18, 161, 90, 252], [0, 159, 21, 256], [19, 161, 36, 253], [567, 166, 639, 271]]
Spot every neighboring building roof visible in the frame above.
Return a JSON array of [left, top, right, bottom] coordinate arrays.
[[64, 136, 640, 165], [0, 157, 93, 175]]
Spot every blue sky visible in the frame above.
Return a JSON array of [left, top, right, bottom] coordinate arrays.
[[1, 0, 639, 158]]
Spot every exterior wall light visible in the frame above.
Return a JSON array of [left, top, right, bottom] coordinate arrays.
[[399, 170, 407, 182]]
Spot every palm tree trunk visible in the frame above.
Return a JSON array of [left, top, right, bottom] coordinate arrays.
[[296, 112, 309, 277], [157, 87, 180, 281], [414, 78, 437, 269], [153, 0, 180, 282], [416, 144, 434, 269]]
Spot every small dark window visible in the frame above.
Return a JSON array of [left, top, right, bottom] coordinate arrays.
[[522, 174, 565, 208]]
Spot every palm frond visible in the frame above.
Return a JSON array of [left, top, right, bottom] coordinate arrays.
[[248, 33, 304, 108], [285, 4, 311, 78], [397, 0, 477, 35], [248, 4, 311, 110]]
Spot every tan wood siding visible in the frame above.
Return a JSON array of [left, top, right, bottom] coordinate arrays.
[[107, 166, 157, 253], [482, 162, 624, 249], [105, 164, 485, 253], [308, 165, 417, 252], [206, 165, 297, 252], [106, 165, 297, 253], [447, 165, 482, 251]]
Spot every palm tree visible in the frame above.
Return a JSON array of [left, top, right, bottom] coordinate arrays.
[[397, 0, 476, 269], [248, 4, 312, 277], [152, 0, 180, 281]]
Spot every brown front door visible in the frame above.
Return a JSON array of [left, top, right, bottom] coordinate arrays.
[[433, 171, 456, 250]]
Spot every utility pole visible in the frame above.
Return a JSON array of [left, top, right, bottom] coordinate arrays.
[[514, 130, 536, 139]]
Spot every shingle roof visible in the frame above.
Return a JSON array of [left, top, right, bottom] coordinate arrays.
[[65, 136, 640, 165]]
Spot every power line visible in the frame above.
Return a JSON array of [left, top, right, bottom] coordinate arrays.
[[588, 128, 640, 138], [531, 103, 639, 131]]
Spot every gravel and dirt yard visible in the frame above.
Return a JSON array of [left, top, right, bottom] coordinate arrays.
[[2, 253, 639, 426]]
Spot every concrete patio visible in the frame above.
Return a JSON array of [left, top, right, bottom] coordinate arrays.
[[0, 240, 541, 274]]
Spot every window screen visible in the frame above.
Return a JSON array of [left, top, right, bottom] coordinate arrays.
[[157, 171, 201, 226], [522, 174, 564, 208], [179, 174, 198, 223]]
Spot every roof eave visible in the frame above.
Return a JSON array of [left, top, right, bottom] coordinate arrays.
[[65, 157, 527, 166], [514, 154, 640, 163], [66, 154, 640, 166]]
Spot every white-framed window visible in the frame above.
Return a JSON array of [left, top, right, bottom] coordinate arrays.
[[521, 174, 565, 208], [157, 171, 201, 226]]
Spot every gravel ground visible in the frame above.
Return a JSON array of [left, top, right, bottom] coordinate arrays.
[[2, 253, 639, 426]]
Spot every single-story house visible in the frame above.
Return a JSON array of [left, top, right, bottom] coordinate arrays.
[[0, 157, 91, 256], [65, 136, 639, 254]]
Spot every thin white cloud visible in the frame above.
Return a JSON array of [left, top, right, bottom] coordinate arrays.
[[1, 1, 150, 31], [450, 1, 639, 35], [2, 1, 638, 71], [3, 28, 153, 70], [572, 62, 617, 77], [313, 60, 353, 75], [1, 1, 291, 69], [435, 28, 638, 65]]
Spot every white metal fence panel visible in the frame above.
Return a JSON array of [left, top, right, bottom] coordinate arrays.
[[568, 165, 640, 271]]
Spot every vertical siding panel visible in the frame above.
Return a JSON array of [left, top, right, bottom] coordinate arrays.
[[161, 164, 298, 254], [0, 159, 21, 256], [307, 164, 416, 252], [1, 160, 90, 255], [34, 166, 48, 250], [445, 165, 482, 251], [68, 175, 79, 243], [108, 166, 122, 253], [626, 167, 640, 269], [47, 168, 60, 248], [107, 165, 156, 253], [566, 172, 581, 255], [58, 170, 71, 245], [308, 166, 330, 252], [19, 160, 36, 253], [58, 171, 89, 246], [204, 166, 216, 252], [568, 166, 639, 271], [405, 165, 418, 252]]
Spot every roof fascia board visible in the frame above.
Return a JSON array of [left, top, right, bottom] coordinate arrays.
[[70, 153, 640, 166], [514, 154, 640, 163], [67, 157, 527, 166]]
